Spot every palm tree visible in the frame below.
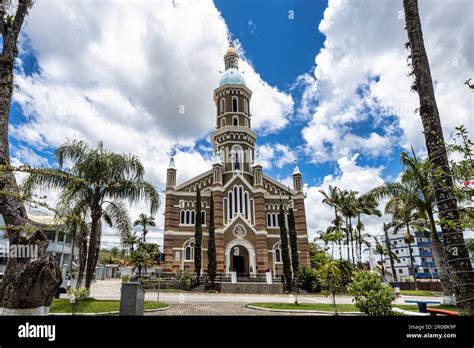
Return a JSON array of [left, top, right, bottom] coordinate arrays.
[[128, 249, 152, 278], [354, 194, 382, 264], [133, 213, 156, 244], [22, 140, 159, 289], [373, 237, 385, 278], [403, 0, 474, 314], [320, 186, 345, 259], [385, 197, 429, 291], [403, 230, 418, 290], [338, 189, 358, 264], [370, 150, 454, 302], [122, 231, 140, 253], [382, 222, 399, 285]]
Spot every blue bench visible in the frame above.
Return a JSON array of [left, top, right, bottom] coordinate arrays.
[[405, 300, 441, 313]]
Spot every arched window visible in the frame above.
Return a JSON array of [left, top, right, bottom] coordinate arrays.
[[186, 211, 190, 224], [273, 242, 282, 263], [244, 118, 249, 127], [191, 211, 195, 225], [267, 213, 271, 227], [231, 145, 243, 171], [220, 117, 226, 127], [220, 98, 226, 114], [201, 211, 206, 225], [244, 99, 248, 115], [275, 248, 281, 263], [228, 191, 233, 220], [272, 213, 277, 227], [184, 240, 195, 261], [244, 192, 249, 220], [232, 96, 238, 112], [232, 115, 239, 126], [180, 210, 185, 224]]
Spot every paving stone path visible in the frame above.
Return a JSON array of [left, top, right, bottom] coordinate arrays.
[[147, 303, 327, 316]]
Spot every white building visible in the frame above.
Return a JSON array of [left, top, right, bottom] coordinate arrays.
[[0, 214, 79, 276], [382, 228, 439, 282]]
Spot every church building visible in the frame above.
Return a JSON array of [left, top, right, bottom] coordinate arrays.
[[163, 41, 310, 278]]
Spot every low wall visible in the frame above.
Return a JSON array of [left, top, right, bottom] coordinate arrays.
[[391, 281, 442, 291], [219, 282, 283, 294]]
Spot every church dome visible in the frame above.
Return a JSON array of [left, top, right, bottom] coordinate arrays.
[[219, 68, 245, 86]]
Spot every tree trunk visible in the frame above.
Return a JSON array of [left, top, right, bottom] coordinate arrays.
[[384, 223, 398, 283], [403, 0, 474, 314], [0, 0, 62, 315], [380, 252, 386, 278], [427, 209, 455, 304], [76, 224, 88, 289], [407, 241, 418, 290], [84, 207, 102, 289]]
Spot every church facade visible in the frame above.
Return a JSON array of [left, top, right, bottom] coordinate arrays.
[[163, 43, 310, 278]]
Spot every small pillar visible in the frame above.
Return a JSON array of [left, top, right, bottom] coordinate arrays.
[[119, 282, 145, 316]]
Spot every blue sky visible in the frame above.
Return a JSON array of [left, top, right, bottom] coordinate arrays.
[[8, 0, 473, 246]]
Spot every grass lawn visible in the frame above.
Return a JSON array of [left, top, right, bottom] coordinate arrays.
[[248, 302, 458, 314], [400, 290, 443, 297], [50, 299, 168, 313]]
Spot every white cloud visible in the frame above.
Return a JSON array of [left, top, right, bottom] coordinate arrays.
[[11, 0, 293, 248], [301, 0, 474, 163], [13, 0, 293, 188], [257, 143, 296, 169]]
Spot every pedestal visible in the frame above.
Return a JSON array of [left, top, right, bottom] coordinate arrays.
[[119, 282, 145, 316]]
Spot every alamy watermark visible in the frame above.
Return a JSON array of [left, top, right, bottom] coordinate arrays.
[[0, 241, 38, 260]]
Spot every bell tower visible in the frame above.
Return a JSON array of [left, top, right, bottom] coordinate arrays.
[[211, 36, 256, 183]]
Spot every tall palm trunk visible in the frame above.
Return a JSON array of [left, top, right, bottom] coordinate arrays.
[[349, 218, 355, 265], [427, 208, 454, 304], [0, 1, 62, 315], [404, 0, 474, 314], [85, 204, 102, 289], [380, 251, 386, 278], [384, 223, 398, 284], [345, 217, 350, 261], [76, 224, 88, 289], [406, 225, 418, 290]]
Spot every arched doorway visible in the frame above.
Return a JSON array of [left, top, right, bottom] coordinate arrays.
[[225, 239, 256, 278], [230, 245, 249, 276]]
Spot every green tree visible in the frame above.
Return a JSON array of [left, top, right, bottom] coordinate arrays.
[[370, 151, 454, 301], [122, 231, 140, 253], [348, 271, 393, 316], [317, 258, 342, 315], [338, 189, 358, 264], [287, 194, 299, 273], [385, 197, 429, 290], [320, 186, 344, 258], [129, 248, 152, 278], [354, 194, 381, 264], [403, 0, 474, 315], [279, 199, 292, 291], [372, 235, 398, 280], [297, 266, 320, 293], [207, 192, 217, 288], [308, 242, 329, 270], [22, 140, 159, 289], [133, 213, 156, 244], [0, 0, 63, 314], [194, 187, 202, 286], [383, 222, 399, 284]]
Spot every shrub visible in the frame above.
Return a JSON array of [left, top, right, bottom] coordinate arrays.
[[347, 271, 393, 316], [297, 266, 321, 293], [121, 274, 130, 283], [67, 287, 89, 314], [176, 270, 192, 290]]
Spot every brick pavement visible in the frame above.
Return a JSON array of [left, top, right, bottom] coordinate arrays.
[[147, 303, 329, 316]]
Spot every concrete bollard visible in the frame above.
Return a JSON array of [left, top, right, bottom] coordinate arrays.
[[119, 282, 145, 316]]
